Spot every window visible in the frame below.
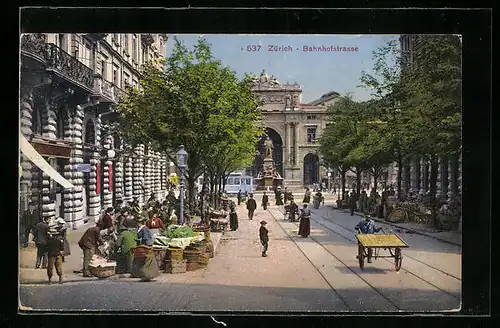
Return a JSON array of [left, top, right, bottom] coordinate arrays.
[[132, 34, 138, 62], [58, 34, 66, 51], [113, 64, 119, 85], [113, 34, 119, 44], [124, 72, 130, 87], [56, 111, 65, 139], [246, 178, 251, 185], [100, 60, 106, 79], [124, 35, 129, 52], [32, 106, 43, 136], [85, 43, 92, 68], [307, 127, 317, 144], [227, 178, 234, 185], [233, 178, 240, 185], [307, 115, 317, 120]]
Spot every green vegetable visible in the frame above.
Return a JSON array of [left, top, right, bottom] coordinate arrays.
[[164, 225, 196, 238]]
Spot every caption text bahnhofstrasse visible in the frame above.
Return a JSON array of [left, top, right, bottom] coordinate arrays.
[[241, 45, 360, 52]]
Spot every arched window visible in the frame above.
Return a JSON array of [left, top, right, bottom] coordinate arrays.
[[113, 134, 122, 150], [84, 119, 95, 145], [32, 105, 43, 136]]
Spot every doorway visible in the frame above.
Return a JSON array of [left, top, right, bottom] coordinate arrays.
[[303, 153, 319, 185]]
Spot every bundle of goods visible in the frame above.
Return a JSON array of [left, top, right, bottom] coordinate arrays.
[[152, 225, 205, 249], [88, 254, 117, 278]]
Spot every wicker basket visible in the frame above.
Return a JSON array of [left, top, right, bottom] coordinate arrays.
[[199, 253, 210, 265], [164, 259, 187, 274], [183, 250, 201, 262], [166, 248, 184, 261], [89, 265, 116, 278], [186, 261, 203, 271]]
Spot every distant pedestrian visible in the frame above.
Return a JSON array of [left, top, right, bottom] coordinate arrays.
[[229, 200, 239, 231], [303, 188, 311, 204], [33, 216, 49, 269], [46, 234, 64, 284], [97, 207, 114, 230], [349, 192, 357, 216], [21, 201, 39, 248], [78, 225, 104, 277], [261, 192, 269, 210], [259, 220, 269, 257], [298, 204, 311, 238], [55, 218, 70, 262], [246, 194, 257, 220], [237, 190, 242, 205]]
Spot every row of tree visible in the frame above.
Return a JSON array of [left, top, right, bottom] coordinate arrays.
[[318, 35, 462, 225], [117, 38, 264, 213]]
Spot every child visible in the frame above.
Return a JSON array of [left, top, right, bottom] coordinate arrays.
[[259, 220, 269, 257], [46, 234, 64, 284]]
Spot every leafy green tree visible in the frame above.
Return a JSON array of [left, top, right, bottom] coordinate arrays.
[[118, 37, 261, 213]]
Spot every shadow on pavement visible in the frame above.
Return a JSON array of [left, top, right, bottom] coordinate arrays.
[[19, 281, 461, 312], [334, 265, 389, 275]]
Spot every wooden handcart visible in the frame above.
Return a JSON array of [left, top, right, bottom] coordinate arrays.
[[355, 234, 409, 271]]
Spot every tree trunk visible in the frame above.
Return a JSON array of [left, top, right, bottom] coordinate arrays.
[[186, 176, 196, 216], [373, 173, 378, 192], [396, 155, 403, 201], [355, 167, 362, 198], [341, 170, 346, 200], [429, 155, 439, 227]]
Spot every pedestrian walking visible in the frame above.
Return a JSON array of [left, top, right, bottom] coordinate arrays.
[[303, 188, 311, 204], [246, 194, 257, 220], [21, 201, 39, 248], [97, 207, 114, 230], [33, 216, 49, 269], [237, 190, 242, 205], [298, 204, 311, 238], [259, 220, 269, 257], [78, 225, 104, 277], [349, 192, 357, 216], [46, 234, 64, 284], [275, 187, 284, 205], [261, 192, 269, 210], [229, 200, 239, 231]]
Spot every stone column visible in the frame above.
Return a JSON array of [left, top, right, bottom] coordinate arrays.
[[42, 100, 57, 139], [436, 156, 443, 199], [133, 144, 145, 203], [284, 123, 289, 165], [87, 115, 102, 221], [20, 92, 34, 209], [144, 146, 152, 198], [101, 135, 113, 209], [457, 152, 462, 196], [115, 156, 124, 203], [41, 171, 56, 218], [419, 158, 426, 195], [124, 156, 134, 204], [294, 122, 299, 166]]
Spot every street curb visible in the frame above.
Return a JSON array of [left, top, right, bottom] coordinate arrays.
[[332, 206, 461, 247]]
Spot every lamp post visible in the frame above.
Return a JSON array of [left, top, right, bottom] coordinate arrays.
[[176, 145, 188, 225]]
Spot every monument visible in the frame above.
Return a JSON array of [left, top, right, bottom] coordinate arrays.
[[255, 136, 283, 191]]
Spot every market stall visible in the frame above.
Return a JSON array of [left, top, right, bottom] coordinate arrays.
[[208, 209, 228, 233]]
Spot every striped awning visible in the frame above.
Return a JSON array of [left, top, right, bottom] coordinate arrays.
[[20, 134, 75, 189]]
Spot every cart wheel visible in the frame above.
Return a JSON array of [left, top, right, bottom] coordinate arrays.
[[358, 244, 364, 270], [394, 248, 402, 271]]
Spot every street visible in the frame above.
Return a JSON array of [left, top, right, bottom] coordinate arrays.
[[19, 197, 461, 312]]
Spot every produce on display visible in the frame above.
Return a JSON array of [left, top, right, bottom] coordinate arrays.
[[164, 225, 197, 238]]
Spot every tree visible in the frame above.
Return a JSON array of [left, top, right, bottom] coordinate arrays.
[[118, 37, 262, 212]]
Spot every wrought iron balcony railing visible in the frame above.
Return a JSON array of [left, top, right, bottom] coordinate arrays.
[[21, 34, 95, 90]]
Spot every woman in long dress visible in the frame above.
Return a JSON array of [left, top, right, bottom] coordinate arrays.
[[229, 200, 239, 231], [298, 204, 311, 238], [132, 219, 160, 282]]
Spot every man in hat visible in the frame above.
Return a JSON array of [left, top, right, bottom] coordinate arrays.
[[237, 190, 242, 206], [78, 225, 104, 277], [46, 231, 64, 284], [33, 216, 50, 269], [98, 207, 115, 230], [246, 194, 257, 220], [259, 220, 269, 257], [137, 218, 154, 246], [55, 218, 70, 262], [21, 201, 40, 248], [355, 213, 383, 263]]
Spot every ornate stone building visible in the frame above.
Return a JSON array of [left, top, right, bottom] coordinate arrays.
[[250, 70, 340, 188], [20, 33, 172, 229]]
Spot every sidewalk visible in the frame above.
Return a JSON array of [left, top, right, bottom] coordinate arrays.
[[333, 206, 462, 247], [19, 221, 223, 284]]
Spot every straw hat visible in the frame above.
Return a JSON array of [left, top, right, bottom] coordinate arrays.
[[260, 220, 267, 225]]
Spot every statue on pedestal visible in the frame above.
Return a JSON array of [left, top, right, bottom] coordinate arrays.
[[264, 136, 273, 159]]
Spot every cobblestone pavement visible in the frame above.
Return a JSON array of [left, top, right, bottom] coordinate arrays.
[[19, 196, 461, 312]]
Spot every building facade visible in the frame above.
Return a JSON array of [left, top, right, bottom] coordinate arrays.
[[250, 70, 339, 188], [20, 33, 172, 229]]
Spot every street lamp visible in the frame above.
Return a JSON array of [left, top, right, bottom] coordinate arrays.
[[176, 145, 188, 225]]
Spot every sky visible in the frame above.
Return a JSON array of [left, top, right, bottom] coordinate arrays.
[[165, 34, 399, 103]]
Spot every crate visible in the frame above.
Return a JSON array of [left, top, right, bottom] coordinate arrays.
[[199, 253, 210, 265], [205, 240, 214, 258], [166, 248, 184, 261], [153, 249, 167, 270], [186, 261, 203, 271], [164, 259, 187, 274], [183, 250, 201, 263]]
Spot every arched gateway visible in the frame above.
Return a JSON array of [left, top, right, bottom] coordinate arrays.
[[303, 153, 319, 185], [252, 127, 283, 177]]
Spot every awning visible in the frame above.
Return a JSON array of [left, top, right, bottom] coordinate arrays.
[[20, 134, 75, 189]]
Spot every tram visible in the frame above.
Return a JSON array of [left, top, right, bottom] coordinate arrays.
[[224, 171, 254, 196]]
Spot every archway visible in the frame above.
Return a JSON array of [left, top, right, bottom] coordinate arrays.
[[82, 118, 96, 216], [303, 153, 319, 185], [252, 128, 283, 177]]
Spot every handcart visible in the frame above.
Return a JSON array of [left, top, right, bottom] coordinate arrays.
[[355, 233, 409, 271]]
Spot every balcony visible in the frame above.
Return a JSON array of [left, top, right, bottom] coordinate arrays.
[[21, 34, 94, 91]]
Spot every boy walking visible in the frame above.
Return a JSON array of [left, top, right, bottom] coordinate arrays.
[[46, 234, 64, 284], [246, 194, 257, 220], [259, 220, 269, 257]]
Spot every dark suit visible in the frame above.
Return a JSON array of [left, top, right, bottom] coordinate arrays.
[[246, 198, 257, 220], [78, 227, 103, 276], [262, 195, 269, 210], [21, 209, 39, 247], [33, 221, 49, 268]]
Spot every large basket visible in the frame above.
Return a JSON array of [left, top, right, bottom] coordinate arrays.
[[89, 265, 116, 278], [164, 259, 187, 274], [166, 248, 184, 261]]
